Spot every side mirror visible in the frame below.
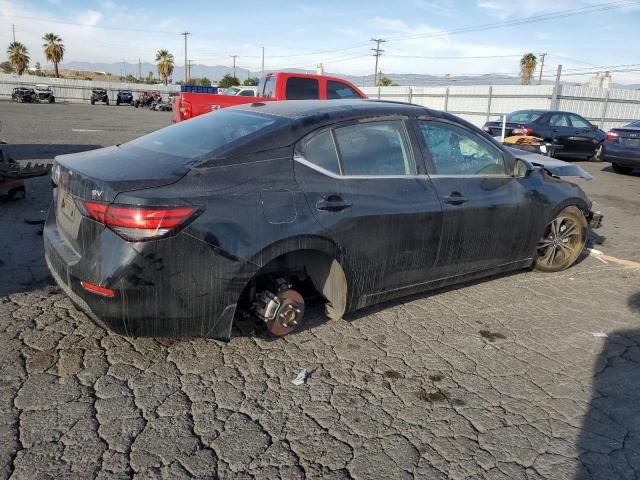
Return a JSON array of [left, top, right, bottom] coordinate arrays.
[[514, 158, 534, 178]]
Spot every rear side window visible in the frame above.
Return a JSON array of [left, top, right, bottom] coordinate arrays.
[[299, 131, 340, 174], [327, 81, 362, 99], [506, 111, 543, 123], [261, 76, 276, 98], [286, 77, 319, 100], [334, 121, 413, 176], [628, 120, 640, 128], [122, 110, 281, 160], [549, 114, 570, 127], [239, 90, 255, 96]]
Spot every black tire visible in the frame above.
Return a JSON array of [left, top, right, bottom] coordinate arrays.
[[592, 143, 604, 162], [534, 206, 587, 273], [116, 99, 120, 106], [105, 98, 110, 105], [612, 163, 634, 174], [90, 98, 95, 105], [50, 97, 55, 103], [134, 100, 140, 108]]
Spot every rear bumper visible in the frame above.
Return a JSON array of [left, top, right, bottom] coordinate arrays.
[[43, 208, 241, 339], [602, 143, 640, 166]]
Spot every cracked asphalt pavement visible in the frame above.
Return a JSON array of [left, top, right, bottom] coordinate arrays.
[[1, 101, 639, 479]]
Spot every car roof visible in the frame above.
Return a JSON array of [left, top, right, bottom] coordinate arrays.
[[234, 99, 439, 123]]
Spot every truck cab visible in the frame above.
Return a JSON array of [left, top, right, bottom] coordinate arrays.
[[172, 72, 366, 123]]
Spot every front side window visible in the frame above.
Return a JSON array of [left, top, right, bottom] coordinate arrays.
[[419, 121, 507, 175], [549, 113, 570, 127], [333, 121, 413, 176], [286, 77, 319, 100], [327, 81, 362, 99], [299, 130, 340, 174], [569, 114, 591, 129], [239, 90, 255, 97]]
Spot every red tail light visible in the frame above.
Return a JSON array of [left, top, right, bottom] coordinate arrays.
[[512, 127, 533, 136], [606, 131, 620, 143], [82, 201, 200, 241], [81, 281, 115, 298]]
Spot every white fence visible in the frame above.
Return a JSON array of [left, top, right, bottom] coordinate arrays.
[[2, 74, 639, 130], [361, 84, 640, 131], [0, 73, 180, 103]]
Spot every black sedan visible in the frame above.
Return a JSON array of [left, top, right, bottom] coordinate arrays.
[[483, 110, 605, 160], [44, 100, 600, 340], [594, 120, 640, 174]]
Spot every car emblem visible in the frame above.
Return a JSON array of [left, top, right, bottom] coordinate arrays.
[[92, 189, 103, 198]]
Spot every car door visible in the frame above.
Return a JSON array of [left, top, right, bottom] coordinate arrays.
[[415, 119, 536, 278], [547, 113, 578, 156], [568, 113, 601, 156], [293, 119, 443, 296]]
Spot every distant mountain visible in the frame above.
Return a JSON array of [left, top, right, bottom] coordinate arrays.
[[59, 61, 639, 89]]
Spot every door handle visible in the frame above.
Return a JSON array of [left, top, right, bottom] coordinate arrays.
[[316, 195, 352, 212], [442, 192, 469, 206]]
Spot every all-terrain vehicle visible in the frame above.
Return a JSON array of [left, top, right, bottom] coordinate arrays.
[[90, 89, 109, 105], [34, 84, 55, 103], [135, 91, 161, 108], [11, 87, 36, 103], [116, 90, 134, 106]]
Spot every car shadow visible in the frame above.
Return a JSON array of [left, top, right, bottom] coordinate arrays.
[[575, 325, 640, 478], [599, 164, 640, 176]]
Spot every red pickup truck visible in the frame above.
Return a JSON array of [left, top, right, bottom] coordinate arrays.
[[172, 72, 366, 123]]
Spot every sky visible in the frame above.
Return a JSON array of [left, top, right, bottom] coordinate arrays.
[[1, 0, 640, 83]]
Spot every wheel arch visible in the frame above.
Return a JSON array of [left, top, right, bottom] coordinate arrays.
[[233, 235, 360, 319]]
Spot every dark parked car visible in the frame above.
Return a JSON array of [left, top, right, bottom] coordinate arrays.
[[483, 110, 606, 160], [34, 84, 55, 103], [90, 89, 109, 105], [44, 100, 601, 340], [594, 120, 640, 174], [11, 87, 36, 103], [116, 90, 134, 106]]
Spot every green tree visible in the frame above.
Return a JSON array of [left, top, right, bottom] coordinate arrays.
[[155, 49, 174, 85], [519, 53, 537, 85], [42, 33, 65, 78], [378, 75, 393, 87], [0, 61, 11, 73], [219, 74, 240, 88], [243, 77, 258, 86], [7, 41, 30, 75]]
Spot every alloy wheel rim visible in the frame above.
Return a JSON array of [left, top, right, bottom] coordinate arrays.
[[537, 216, 581, 267]]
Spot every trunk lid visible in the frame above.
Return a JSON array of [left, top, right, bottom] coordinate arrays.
[[52, 145, 190, 253], [611, 127, 640, 149]]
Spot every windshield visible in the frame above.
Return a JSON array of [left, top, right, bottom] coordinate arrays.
[[223, 87, 240, 95], [121, 110, 282, 160], [506, 111, 543, 123]]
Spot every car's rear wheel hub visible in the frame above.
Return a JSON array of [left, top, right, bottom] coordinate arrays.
[[253, 282, 305, 336]]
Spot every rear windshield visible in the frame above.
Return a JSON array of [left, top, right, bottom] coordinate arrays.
[[506, 111, 543, 123], [121, 110, 281, 160], [627, 120, 640, 128]]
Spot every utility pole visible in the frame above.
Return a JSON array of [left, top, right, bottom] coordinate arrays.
[[181, 32, 190, 83], [188, 60, 193, 80], [12, 24, 15, 43], [551, 64, 563, 109], [230, 55, 238, 80], [371, 38, 386, 87], [261, 47, 264, 78], [138, 58, 141, 81], [537, 53, 547, 85]]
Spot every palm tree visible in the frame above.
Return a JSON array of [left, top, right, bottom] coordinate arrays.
[[42, 33, 65, 78], [155, 49, 174, 85], [7, 42, 30, 75], [520, 53, 537, 85]]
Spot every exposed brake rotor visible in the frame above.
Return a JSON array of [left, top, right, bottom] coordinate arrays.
[[253, 280, 305, 336]]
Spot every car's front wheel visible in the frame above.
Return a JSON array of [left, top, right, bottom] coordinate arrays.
[[612, 163, 634, 174], [534, 206, 587, 272], [592, 143, 604, 162]]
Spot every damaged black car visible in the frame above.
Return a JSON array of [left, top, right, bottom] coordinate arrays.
[[44, 100, 601, 340]]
